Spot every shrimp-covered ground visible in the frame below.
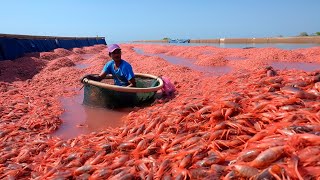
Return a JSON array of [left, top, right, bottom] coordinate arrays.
[[0, 44, 320, 179]]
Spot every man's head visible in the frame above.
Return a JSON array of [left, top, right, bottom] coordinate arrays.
[[108, 44, 122, 61]]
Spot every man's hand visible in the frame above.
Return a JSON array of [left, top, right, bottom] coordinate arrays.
[[127, 78, 136, 87], [80, 74, 102, 83]]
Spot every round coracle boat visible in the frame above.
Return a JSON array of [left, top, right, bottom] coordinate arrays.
[[82, 73, 164, 108]]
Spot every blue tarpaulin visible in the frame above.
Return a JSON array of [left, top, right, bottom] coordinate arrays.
[[75, 39, 90, 47], [57, 39, 77, 49], [0, 38, 27, 60], [168, 39, 190, 43], [88, 38, 98, 46], [0, 34, 106, 61], [97, 38, 106, 44]]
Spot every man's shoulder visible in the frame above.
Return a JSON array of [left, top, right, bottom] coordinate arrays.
[[121, 60, 132, 67], [105, 60, 114, 66]]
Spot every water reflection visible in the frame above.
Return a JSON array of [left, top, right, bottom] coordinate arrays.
[[81, 54, 95, 60], [271, 62, 320, 72], [225, 56, 247, 61], [54, 91, 130, 139], [134, 48, 231, 76], [75, 64, 89, 69], [74, 54, 95, 69], [157, 54, 231, 75]]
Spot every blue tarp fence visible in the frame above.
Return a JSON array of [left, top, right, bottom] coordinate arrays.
[[0, 34, 106, 61]]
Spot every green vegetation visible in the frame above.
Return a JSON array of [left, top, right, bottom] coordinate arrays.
[[299, 32, 309, 36], [297, 32, 320, 36], [162, 37, 170, 41]]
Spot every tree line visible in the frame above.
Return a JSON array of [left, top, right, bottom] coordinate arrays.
[[298, 32, 320, 36]]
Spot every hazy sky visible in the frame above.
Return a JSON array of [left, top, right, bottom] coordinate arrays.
[[1, 0, 320, 43]]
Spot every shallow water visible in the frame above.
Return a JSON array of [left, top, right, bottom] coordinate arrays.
[[157, 54, 231, 75], [271, 62, 320, 72], [225, 56, 248, 61], [81, 54, 95, 60], [74, 54, 95, 69], [134, 48, 232, 76], [75, 64, 89, 69], [53, 91, 130, 139]]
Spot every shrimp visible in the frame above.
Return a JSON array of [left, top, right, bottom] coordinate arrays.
[[73, 165, 95, 176], [290, 133, 320, 147], [144, 117, 161, 134], [118, 142, 136, 152], [190, 168, 212, 179], [244, 130, 271, 148], [237, 149, 261, 162], [250, 146, 285, 168], [109, 155, 130, 170], [178, 154, 192, 169], [156, 123, 166, 135], [222, 108, 236, 120], [195, 105, 214, 119], [292, 155, 304, 180], [88, 150, 106, 165], [209, 110, 224, 121], [135, 124, 146, 135], [232, 164, 259, 178], [253, 165, 282, 180], [196, 151, 223, 167], [170, 134, 194, 147], [89, 168, 112, 180], [155, 159, 171, 179]]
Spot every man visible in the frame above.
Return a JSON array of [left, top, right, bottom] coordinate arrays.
[[82, 44, 136, 87]]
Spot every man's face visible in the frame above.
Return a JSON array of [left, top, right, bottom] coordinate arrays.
[[110, 49, 121, 61]]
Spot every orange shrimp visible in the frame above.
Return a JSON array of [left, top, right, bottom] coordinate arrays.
[[195, 105, 213, 119], [182, 136, 202, 148], [250, 146, 285, 168], [244, 130, 270, 148], [155, 159, 171, 179], [156, 122, 166, 134], [190, 167, 213, 179], [291, 133, 320, 147], [253, 164, 282, 180], [89, 168, 112, 180], [88, 150, 106, 165], [170, 134, 194, 147], [292, 155, 304, 180], [209, 109, 224, 121], [119, 127, 129, 137], [222, 108, 236, 120], [143, 117, 161, 134], [73, 165, 95, 176], [196, 151, 223, 167], [118, 142, 136, 152], [135, 124, 146, 135], [109, 155, 130, 170], [178, 154, 192, 169], [237, 149, 262, 162], [175, 169, 191, 180], [222, 101, 241, 109], [232, 164, 259, 178]]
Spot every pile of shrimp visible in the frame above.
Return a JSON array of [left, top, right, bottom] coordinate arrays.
[[0, 43, 319, 179]]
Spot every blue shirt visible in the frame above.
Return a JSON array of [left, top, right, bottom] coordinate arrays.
[[102, 59, 135, 86]]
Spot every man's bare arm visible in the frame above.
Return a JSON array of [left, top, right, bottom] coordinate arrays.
[[127, 78, 136, 87]]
